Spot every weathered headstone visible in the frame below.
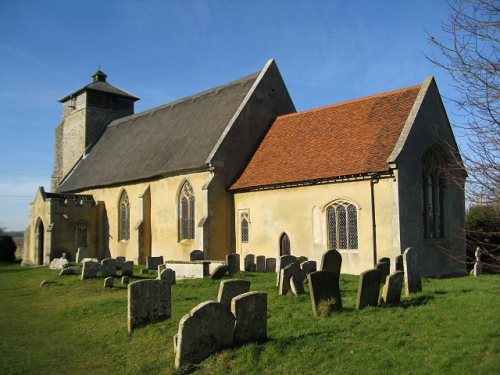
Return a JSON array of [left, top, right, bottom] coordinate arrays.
[[189, 250, 204, 261], [232, 291, 267, 344], [59, 266, 80, 276], [159, 268, 176, 284], [128, 279, 171, 333], [104, 277, 114, 288], [122, 276, 130, 284], [256, 256, 266, 272], [244, 254, 255, 271], [49, 257, 68, 270], [146, 256, 164, 270], [301, 260, 317, 274], [265, 258, 276, 272], [375, 262, 390, 283], [101, 258, 117, 278], [210, 265, 229, 280], [297, 256, 308, 264], [380, 271, 404, 305], [290, 274, 306, 295], [472, 247, 482, 276], [279, 262, 302, 295], [158, 264, 166, 275], [403, 247, 422, 295], [217, 279, 251, 309], [320, 249, 342, 274], [76, 247, 89, 264], [395, 255, 404, 271], [356, 269, 381, 310], [115, 256, 126, 270], [174, 301, 235, 369], [379, 257, 390, 264], [276, 255, 297, 286], [307, 270, 342, 317], [226, 253, 240, 275], [121, 261, 134, 277], [81, 260, 100, 280]]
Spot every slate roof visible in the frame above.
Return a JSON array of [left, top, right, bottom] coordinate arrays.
[[230, 84, 421, 191], [58, 72, 259, 192]]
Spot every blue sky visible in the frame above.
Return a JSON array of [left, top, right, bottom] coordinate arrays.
[[0, 0, 461, 231]]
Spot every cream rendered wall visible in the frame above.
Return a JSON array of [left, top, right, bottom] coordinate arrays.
[[82, 171, 212, 264], [234, 177, 400, 275], [25, 191, 52, 266]]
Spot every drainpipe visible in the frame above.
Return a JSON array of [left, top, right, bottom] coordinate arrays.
[[369, 173, 380, 266]]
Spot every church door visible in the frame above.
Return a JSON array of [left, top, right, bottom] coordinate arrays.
[[279, 233, 291, 256], [36, 220, 44, 265]]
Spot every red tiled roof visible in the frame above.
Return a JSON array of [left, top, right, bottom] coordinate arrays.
[[230, 84, 421, 190]]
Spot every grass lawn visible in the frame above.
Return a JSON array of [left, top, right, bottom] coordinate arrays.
[[0, 263, 498, 374]]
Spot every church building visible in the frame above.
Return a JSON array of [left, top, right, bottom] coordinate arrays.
[[23, 60, 466, 276]]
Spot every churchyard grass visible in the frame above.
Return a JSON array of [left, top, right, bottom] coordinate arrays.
[[0, 262, 498, 374]]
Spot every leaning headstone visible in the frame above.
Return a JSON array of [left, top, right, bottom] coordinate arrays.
[[244, 254, 255, 271], [49, 257, 68, 270], [279, 262, 302, 295], [101, 258, 117, 278], [472, 247, 482, 276], [307, 270, 342, 317], [395, 255, 404, 272], [104, 277, 114, 288], [217, 279, 251, 309], [256, 256, 266, 272], [128, 279, 171, 333], [356, 269, 382, 310], [232, 291, 267, 344], [276, 255, 297, 286], [380, 271, 404, 305], [226, 253, 240, 275], [301, 260, 317, 274], [116, 256, 126, 270], [121, 261, 134, 277], [59, 266, 80, 276], [189, 250, 204, 261], [265, 258, 276, 272], [210, 265, 229, 280], [76, 247, 89, 264], [290, 274, 306, 295], [158, 264, 166, 275], [159, 268, 176, 284], [379, 257, 390, 264], [375, 262, 390, 283], [81, 260, 100, 280], [174, 301, 235, 369], [122, 276, 130, 285], [146, 256, 164, 271], [320, 249, 342, 274], [403, 247, 422, 295]]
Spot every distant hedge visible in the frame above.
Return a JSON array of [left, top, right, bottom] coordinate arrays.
[[0, 234, 17, 262]]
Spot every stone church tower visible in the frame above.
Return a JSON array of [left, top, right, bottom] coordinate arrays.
[[51, 71, 139, 191]]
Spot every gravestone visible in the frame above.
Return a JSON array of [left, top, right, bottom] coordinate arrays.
[[146, 256, 164, 270], [226, 253, 240, 275], [379, 257, 390, 264], [76, 247, 89, 263], [279, 262, 302, 295], [356, 269, 382, 310], [256, 256, 266, 272], [128, 279, 171, 333], [375, 262, 390, 283], [301, 260, 317, 274], [101, 258, 117, 278], [307, 270, 342, 317], [104, 277, 114, 288], [380, 271, 404, 305], [232, 291, 267, 344], [121, 261, 134, 277], [81, 260, 100, 280], [116, 256, 126, 270], [189, 250, 204, 261], [403, 247, 422, 295], [290, 274, 306, 295], [49, 257, 68, 270], [217, 279, 251, 309], [395, 255, 404, 271], [244, 254, 255, 271], [59, 266, 80, 276], [472, 247, 482, 276], [276, 255, 297, 286], [210, 265, 229, 280], [174, 301, 235, 369], [159, 268, 176, 284], [158, 264, 166, 275], [297, 256, 308, 264], [265, 258, 276, 272], [320, 249, 342, 274], [122, 276, 130, 284]]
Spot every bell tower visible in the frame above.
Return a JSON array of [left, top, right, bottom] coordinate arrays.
[[51, 71, 139, 191]]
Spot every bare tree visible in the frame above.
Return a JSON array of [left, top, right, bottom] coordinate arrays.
[[427, 0, 499, 272]]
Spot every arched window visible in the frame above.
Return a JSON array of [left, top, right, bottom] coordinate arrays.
[[422, 146, 447, 239], [327, 201, 358, 250], [280, 233, 291, 256], [118, 190, 130, 241], [75, 221, 89, 248], [179, 181, 195, 240], [241, 212, 249, 243]]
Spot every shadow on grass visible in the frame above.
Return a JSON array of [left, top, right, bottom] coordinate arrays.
[[398, 294, 435, 308]]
